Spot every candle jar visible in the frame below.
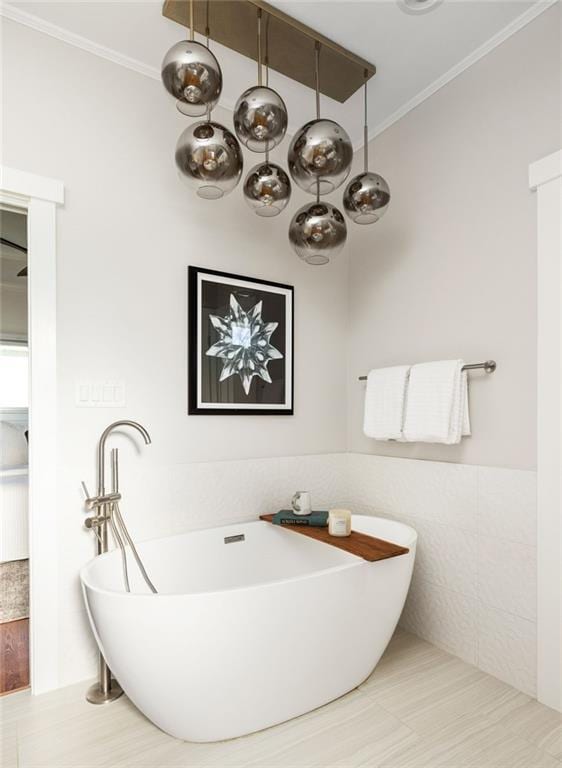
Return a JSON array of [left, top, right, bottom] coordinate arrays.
[[328, 509, 352, 537]]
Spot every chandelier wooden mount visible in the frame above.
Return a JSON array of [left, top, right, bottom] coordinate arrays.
[[162, 0, 375, 103]]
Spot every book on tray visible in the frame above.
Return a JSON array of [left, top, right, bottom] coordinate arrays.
[[272, 510, 329, 527]]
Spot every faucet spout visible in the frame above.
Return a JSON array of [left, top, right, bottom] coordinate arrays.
[[97, 420, 151, 494]]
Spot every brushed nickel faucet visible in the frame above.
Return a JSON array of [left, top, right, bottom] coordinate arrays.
[[82, 420, 152, 705]]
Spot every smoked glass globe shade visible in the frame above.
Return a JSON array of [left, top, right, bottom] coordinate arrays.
[[243, 162, 291, 217], [175, 121, 243, 199], [161, 40, 222, 117], [343, 172, 391, 224], [234, 86, 288, 153], [289, 201, 347, 264], [288, 119, 353, 195]]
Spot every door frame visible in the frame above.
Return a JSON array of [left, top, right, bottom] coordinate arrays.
[[0, 165, 63, 695], [530, 149, 562, 712]]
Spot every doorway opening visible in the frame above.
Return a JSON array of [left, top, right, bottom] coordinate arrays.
[[0, 207, 30, 695]]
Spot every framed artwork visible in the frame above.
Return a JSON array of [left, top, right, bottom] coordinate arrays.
[[188, 266, 294, 415]]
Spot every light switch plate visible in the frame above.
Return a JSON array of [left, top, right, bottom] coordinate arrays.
[[75, 381, 126, 408]]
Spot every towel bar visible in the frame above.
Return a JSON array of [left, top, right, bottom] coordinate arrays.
[[358, 360, 496, 381]]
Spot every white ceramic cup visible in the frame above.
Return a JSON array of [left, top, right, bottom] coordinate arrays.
[[291, 491, 312, 515]]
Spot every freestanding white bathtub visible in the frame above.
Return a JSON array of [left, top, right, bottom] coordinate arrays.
[[81, 515, 417, 742]]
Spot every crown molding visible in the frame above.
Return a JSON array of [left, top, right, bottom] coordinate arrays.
[[367, 0, 557, 147], [0, 2, 161, 81]]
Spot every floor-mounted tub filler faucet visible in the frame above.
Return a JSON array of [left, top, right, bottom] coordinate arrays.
[[82, 420, 156, 705]]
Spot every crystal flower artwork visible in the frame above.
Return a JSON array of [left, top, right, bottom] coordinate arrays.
[[206, 294, 283, 395]]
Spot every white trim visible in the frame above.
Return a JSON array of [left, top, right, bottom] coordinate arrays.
[[1, 166, 63, 695], [369, 0, 557, 144], [0, 0, 556, 151], [531, 150, 562, 712], [27, 198, 59, 695], [0, 166, 64, 205], [529, 150, 562, 191]]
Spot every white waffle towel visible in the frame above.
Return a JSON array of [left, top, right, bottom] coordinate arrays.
[[402, 360, 471, 444], [363, 365, 411, 440]]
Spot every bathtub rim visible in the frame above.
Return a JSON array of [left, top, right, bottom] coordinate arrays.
[[80, 515, 417, 600]]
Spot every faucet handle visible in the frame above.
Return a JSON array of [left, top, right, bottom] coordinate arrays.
[[85, 515, 110, 529], [84, 491, 122, 511], [81, 481, 121, 510]]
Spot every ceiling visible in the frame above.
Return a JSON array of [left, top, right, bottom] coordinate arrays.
[[5, 0, 552, 146]]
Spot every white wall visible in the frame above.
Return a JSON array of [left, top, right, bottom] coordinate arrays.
[[1, 20, 348, 687], [1, 20, 348, 463], [347, 4, 561, 470]]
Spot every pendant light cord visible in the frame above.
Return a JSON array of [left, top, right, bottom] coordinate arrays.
[[315, 41, 321, 202], [264, 14, 270, 88], [314, 41, 321, 121], [189, 0, 194, 41], [257, 8, 263, 87], [189, 1, 210, 51], [205, 0, 211, 122], [314, 41, 322, 202], [264, 12, 270, 161], [363, 69, 369, 172]]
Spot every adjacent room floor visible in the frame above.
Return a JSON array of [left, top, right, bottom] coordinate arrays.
[[1, 629, 560, 768], [0, 559, 30, 695]]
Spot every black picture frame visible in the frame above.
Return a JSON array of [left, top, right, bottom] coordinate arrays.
[[188, 266, 294, 415]]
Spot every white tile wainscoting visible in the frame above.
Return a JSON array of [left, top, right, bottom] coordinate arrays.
[[61, 452, 537, 700], [344, 453, 537, 697]]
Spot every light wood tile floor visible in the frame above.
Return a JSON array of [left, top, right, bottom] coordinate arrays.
[[1, 630, 560, 768]]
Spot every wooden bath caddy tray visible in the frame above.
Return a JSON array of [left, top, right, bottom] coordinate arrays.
[[259, 515, 409, 562]]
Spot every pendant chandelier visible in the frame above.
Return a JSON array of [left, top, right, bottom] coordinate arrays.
[[161, 0, 222, 117], [288, 43, 353, 196], [161, 2, 383, 259], [343, 72, 390, 224], [234, 9, 288, 153]]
